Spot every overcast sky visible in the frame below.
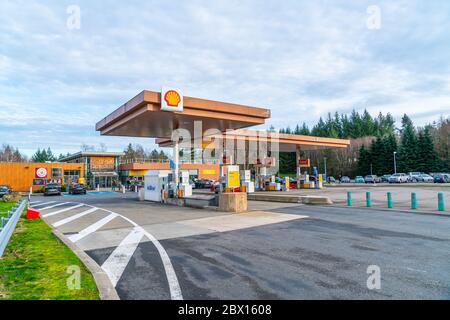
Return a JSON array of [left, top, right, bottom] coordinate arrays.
[[1, 0, 450, 156]]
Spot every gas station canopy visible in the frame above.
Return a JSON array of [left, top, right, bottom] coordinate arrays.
[[156, 130, 350, 152], [96, 90, 271, 139]]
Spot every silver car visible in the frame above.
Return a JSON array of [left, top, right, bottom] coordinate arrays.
[[389, 173, 408, 183], [417, 174, 434, 183]]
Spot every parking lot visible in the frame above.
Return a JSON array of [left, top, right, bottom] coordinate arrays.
[[28, 186, 450, 300]]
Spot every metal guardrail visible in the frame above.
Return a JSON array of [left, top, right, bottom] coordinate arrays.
[[0, 200, 28, 257]]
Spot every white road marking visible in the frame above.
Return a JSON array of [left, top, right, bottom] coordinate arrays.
[[101, 227, 145, 287], [29, 201, 42, 205], [32, 201, 57, 208], [42, 203, 84, 218], [40, 202, 72, 210], [141, 229, 183, 300], [68, 213, 118, 243], [49, 203, 184, 300], [114, 213, 183, 300], [53, 207, 99, 227]]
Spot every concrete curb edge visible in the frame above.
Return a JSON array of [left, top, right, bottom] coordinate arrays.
[[50, 227, 120, 300]]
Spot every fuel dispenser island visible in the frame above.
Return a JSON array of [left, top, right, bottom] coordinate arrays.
[[240, 170, 254, 193], [144, 170, 170, 202], [179, 170, 193, 198]]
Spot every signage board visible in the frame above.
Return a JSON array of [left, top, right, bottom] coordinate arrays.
[[91, 157, 115, 172], [161, 87, 183, 112], [226, 165, 240, 188], [299, 159, 310, 167]]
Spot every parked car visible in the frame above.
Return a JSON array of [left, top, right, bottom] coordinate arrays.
[[389, 173, 409, 183], [211, 180, 225, 193], [381, 175, 392, 183], [408, 172, 423, 182], [327, 176, 336, 184], [195, 179, 214, 189], [68, 184, 87, 195], [364, 175, 380, 184], [0, 185, 12, 198], [275, 177, 285, 185], [130, 182, 144, 191], [340, 176, 351, 183], [434, 174, 450, 183], [417, 173, 434, 183], [355, 176, 365, 183], [44, 183, 62, 196], [289, 178, 298, 189]]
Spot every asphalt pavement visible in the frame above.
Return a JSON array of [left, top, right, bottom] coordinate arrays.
[[31, 193, 450, 300]]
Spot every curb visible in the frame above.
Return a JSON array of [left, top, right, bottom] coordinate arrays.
[[50, 227, 120, 300]]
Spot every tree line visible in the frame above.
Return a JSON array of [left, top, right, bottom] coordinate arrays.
[[0, 144, 169, 163], [277, 110, 450, 176]]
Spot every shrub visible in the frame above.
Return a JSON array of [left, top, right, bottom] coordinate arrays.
[[3, 192, 22, 203]]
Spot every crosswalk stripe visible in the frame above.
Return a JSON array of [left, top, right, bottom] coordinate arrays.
[[42, 203, 84, 218], [68, 213, 118, 243], [53, 207, 99, 227], [40, 202, 71, 210], [101, 227, 144, 287], [32, 201, 57, 208], [29, 201, 42, 205]]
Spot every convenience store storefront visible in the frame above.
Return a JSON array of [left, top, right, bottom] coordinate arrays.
[[0, 163, 85, 192], [59, 151, 124, 189]]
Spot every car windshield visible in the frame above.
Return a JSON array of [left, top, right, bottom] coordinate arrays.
[[47, 184, 59, 188], [0, 187, 7, 191]]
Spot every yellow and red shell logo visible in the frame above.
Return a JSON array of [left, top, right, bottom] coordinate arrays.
[[164, 90, 181, 107]]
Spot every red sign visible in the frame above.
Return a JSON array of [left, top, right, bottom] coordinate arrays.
[[35, 167, 48, 178], [299, 159, 310, 167]]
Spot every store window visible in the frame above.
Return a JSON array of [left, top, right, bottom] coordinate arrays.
[[64, 170, 81, 184], [52, 168, 62, 177]]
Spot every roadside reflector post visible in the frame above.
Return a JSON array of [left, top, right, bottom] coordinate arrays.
[[1, 217, 6, 228], [438, 193, 445, 212], [387, 192, 393, 209], [366, 192, 372, 208], [347, 192, 352, 207], [411, 192, 417, 210]]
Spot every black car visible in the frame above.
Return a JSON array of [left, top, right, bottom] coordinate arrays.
[[68, 184, 87, 195], [0, 185, 11, 198], [44, 183, 62, 196], [434, 174, 450, 183], [194, 179, 213, 189]]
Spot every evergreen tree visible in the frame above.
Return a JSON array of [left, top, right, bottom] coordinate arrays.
[[357, 145, 371, 175], [32, 148, 54, 162], [417, 127, 442, 172], [398, 114, 418, 172]]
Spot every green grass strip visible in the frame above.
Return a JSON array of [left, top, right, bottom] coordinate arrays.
[[0, 206, 99, 300]]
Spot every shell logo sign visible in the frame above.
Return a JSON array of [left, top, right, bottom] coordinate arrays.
[[35, 167, 48, 178], [161, 87, 183, 112]]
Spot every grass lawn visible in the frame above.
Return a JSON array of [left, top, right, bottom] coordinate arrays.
[[0, 206, 100, 300], [0, 202, 15, 219]]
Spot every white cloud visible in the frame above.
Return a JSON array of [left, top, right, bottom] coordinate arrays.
[[0, 0, 450, 156]]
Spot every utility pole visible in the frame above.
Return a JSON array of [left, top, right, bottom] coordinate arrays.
[[393, 152, 397, 174]]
